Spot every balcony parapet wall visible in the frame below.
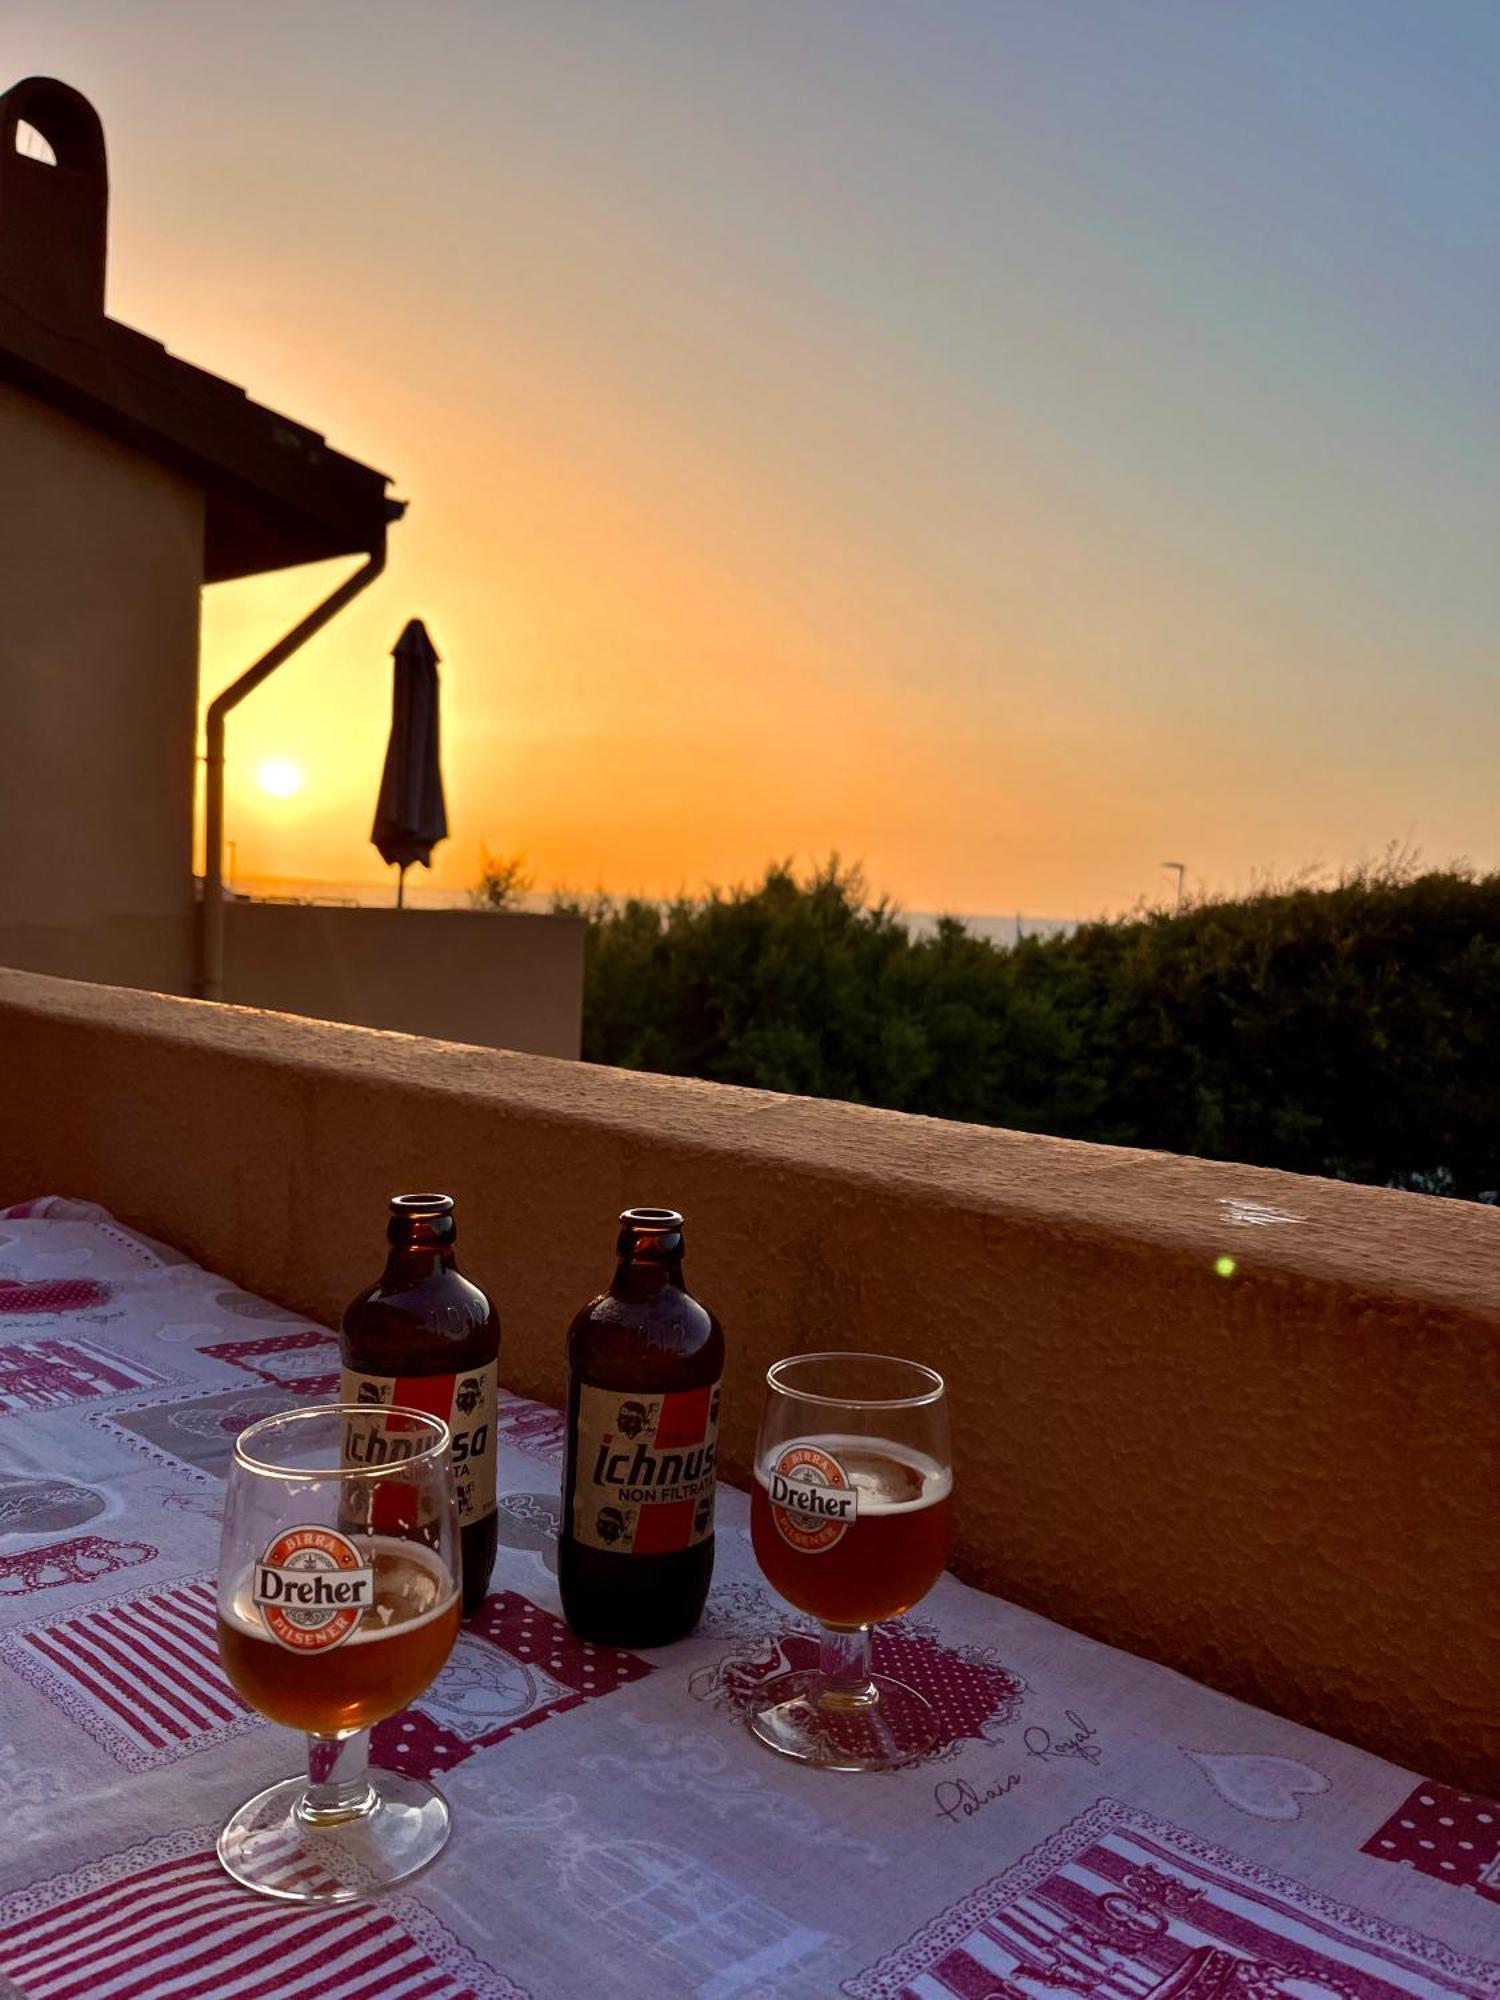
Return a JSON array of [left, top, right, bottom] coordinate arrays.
[[1, 966, 1493, 1789]]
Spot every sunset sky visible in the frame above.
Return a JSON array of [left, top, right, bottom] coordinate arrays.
[[10, 1, 1498, 918]]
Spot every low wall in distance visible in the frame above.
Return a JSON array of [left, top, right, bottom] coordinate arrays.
[[0, 966, 1494, 1790], [223, 901, 584, 1059]]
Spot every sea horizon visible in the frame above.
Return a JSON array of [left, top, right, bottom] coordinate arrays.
[[227, 874, 1078, 947]]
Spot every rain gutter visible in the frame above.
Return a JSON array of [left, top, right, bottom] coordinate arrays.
[[197, 501, 405, 1001]]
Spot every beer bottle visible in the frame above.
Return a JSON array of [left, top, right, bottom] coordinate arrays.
[[340, 1194, 498, 1616], [559, 1207, 723, 1647]]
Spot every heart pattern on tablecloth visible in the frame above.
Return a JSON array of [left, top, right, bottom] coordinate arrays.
[[1185, 1748, 1331, 1819]]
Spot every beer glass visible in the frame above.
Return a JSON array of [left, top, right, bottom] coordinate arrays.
[[216, 1405, 461, 1902], [749, 1353, 951, 1770]]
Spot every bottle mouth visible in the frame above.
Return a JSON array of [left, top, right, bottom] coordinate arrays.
[[619, 1206, 685, 1231], [390, 1193, 455, 1217]]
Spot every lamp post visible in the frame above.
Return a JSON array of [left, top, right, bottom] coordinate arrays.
[[1161, 861, 1185, 914]]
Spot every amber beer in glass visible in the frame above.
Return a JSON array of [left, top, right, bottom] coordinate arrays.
[[749, 1352, 951, 1770], [215, 1405, 461, 1903], [752, 1439, 952, 1629], [341, 1193, 499, 1615], [219, 1537, 458, 1737], [559, 1208, 723, 1647]]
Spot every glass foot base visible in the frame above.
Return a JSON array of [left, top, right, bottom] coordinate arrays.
[[217, 1771, 450, 1903], [748, 1668, 939, 1771]]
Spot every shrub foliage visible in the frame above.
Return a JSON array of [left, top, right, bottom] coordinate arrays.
[[552, 859, 1500, 1199]]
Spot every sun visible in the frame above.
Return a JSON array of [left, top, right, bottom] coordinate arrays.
[[256, 758, 304, 800]]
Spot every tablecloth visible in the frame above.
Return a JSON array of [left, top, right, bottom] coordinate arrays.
[[0, 1196, 1495, 2000]]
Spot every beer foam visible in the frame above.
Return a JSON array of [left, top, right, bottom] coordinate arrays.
[[221, 1533, 458, 1645], [756, 1437, 951, 1514]]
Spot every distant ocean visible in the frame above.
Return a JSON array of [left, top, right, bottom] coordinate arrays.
[[234, 878, 1076, 948]]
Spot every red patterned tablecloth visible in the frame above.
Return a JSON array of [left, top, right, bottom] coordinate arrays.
[[0, 1197, 1495, 1999]]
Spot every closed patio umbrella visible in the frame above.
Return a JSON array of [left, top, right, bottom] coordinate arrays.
[[371, 619, 449, 906]]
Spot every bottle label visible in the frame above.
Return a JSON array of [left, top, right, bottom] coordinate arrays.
[[253, 1525, 372, 1651], [339, 1362, 497, 1526], [767, 1442, 858, 1554], [569, 1379, 720, 1554]]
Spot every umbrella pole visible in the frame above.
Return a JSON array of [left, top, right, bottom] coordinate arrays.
[[397, 865, 407, 910]]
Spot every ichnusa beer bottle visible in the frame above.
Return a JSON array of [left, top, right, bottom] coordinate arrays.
[[340, 1193, 499, 1616], [559, 1207, 723, 1646]]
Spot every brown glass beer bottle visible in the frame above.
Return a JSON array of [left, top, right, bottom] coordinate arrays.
[[559, 1208, 723, 1647], [340, 1194, 499, 1616]]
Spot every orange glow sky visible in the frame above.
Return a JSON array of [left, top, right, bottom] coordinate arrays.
[[12, 2, 1499, 918]]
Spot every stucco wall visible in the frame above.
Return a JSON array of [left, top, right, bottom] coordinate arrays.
[[0, 383, 204, 992], [0, 966, 1494, 1790], [224, 903, 585, 1058]]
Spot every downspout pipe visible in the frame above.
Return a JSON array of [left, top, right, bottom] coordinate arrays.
[[198, 526, 398, 1000]]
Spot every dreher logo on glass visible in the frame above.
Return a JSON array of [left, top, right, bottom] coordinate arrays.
[[769, 1442, 859, 1553], [252, 1524, 373, 1650]]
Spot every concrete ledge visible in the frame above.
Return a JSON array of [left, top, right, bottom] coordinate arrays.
[[1, 965, 1494, 1788]]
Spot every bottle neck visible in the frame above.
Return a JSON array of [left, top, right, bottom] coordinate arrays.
[[611, 1249, 684, 1302], [383, 1240, 458, 1284], [382, 1214, 459, 1285], [608, 1210, 688, 1303]]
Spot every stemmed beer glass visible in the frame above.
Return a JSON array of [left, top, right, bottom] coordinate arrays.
[[749, 1352, 952, 1770], [216, 1405, 461, 1902]]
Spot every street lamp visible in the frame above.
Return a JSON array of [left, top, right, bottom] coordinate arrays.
[[1161, 861, 1185, 914]]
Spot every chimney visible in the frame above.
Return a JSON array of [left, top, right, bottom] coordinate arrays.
[[0, 76, 108, 322]]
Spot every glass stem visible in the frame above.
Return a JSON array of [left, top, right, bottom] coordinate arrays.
[[300, 1730, 376, 1824], [819, 1624, 875, 1701]]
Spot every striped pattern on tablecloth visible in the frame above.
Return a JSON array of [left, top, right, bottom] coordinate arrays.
[[0, 1572, 256, 1770], [0, 1838, 527, 2000], [0, 1334, 165, 1413], [844, 1800, 1500, 2000]]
